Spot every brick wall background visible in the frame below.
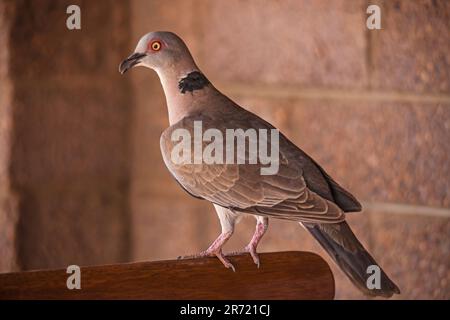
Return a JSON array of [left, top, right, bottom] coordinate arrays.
[[0, 0, 448, 299], [0, 0, 18, 273], [1, 0, 133, 271]]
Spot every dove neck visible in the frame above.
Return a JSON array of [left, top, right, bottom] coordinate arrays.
[[156, 67, 217, 125]]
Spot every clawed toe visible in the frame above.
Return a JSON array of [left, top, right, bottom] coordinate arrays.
[[178, 250, 236, 271], [178, 250, 212, 260], [245, 245, 260, 268], [216, 252, 236, 272], [226, 246, 261, 268]]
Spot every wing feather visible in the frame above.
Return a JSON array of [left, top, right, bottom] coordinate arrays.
[[160, 113, 345, 223]]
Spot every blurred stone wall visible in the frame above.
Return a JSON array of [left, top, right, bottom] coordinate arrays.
[[129, 0, 450, 299], [0, 0, 448, 300], [0, 0, 18, 273], [0, 0, 133, 270]]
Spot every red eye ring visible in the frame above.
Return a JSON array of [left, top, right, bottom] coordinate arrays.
[[149, 40, 162, 52]]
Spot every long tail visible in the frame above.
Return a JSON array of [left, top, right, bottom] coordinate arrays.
[[303, 221, 400, 298]]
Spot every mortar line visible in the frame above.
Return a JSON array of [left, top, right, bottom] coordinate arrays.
[[361, 201, 450, 218], [218, 83, 450, 104], [365, 0, 374, 91]]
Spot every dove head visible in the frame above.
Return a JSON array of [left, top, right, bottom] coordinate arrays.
[[119, 31, 196, 75], [120, 31, 214, 125]]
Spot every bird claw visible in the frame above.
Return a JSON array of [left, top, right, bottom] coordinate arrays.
[[218, 255, 236, 272], [246, 245, 261, 268], [178, 249, 236, 272], [178, 250, 214, 260], [228, 245, 260, 268]]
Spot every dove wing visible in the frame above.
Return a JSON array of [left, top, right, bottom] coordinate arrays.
[[160, 113, 344, 224]]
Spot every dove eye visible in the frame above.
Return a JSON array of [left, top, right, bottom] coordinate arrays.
[[150, 40, 162, 52]]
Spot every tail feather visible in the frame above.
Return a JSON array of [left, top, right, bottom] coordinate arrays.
[[303, 221, 400, 298]]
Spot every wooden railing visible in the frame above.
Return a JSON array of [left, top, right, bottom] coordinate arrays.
[[0, 251, 334, 300]]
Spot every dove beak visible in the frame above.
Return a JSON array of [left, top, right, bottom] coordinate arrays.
[[119, 52, 147, 74]]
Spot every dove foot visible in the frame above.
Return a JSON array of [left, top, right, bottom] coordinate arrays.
[[230, 216, 268, 268], [212, 249, 236, 272], [228, 244, 260, 268], [245, 244, 261, 268], [178, 231, 235, 271]]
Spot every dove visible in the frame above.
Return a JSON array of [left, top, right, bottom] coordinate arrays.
[[119, 31, 400, 297]]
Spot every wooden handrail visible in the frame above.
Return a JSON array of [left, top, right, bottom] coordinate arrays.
[[0, 251, 334, 300]]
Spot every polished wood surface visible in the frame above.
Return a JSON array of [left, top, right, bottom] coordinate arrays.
[[0, 251, 334, 300]]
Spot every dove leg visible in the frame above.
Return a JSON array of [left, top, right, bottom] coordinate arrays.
[[244, 215, 268, 267], [180, 205, 238, 271], [227, 215, 268, 267]]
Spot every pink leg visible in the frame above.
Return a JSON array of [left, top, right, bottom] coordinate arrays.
[[179, 205, 238, 271], [180, 231, 235, 271], [238, 216, 269, 268], [247, 217, 269, 267]]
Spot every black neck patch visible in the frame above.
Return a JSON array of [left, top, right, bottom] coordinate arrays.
[[178, 71, 210, 94]]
